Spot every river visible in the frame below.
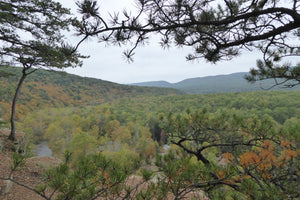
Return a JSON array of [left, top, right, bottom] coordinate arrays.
[[34, 141, 52, 157]]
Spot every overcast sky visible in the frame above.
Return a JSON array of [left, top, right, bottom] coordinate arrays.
[[59, 0, 268, 84]]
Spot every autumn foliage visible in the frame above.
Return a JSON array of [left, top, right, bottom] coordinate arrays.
[[0, 72, 299, 199]]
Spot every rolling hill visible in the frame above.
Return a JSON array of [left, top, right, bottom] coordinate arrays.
[[131, 72, 300, 93], [0, 66, 184, 119]]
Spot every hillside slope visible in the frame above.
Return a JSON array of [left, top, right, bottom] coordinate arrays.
[[0, 66, 184, 119]]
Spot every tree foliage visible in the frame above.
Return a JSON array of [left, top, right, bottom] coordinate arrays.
[[158, 110, 299, 199], [0, 66, 183, 117], [0, 0, 87, 140], [1, 150, 141, 200], [0, 0, 85, 68], [0, 1, 299, 198], [77, 0, 300, 87], [1, 91, 299, 199]]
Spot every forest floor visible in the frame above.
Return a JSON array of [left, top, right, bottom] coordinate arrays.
[[0, 129, 208, 200]]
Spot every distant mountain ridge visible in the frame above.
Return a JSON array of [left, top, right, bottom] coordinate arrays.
[[131, 72, 300, 93], [131, 81, 173, 88]]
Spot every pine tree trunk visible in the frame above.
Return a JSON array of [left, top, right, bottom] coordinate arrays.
[[8, 69, 27, 141]]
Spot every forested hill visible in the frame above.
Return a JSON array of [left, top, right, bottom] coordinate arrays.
[[0, 66, 184, 110], [131, 72, 300, 93]]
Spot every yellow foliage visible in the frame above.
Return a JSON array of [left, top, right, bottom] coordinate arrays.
[[111, 126, 132, 143], [70, 132, 96, 157], [106, 120, 121, 136], [136, 135, 156, 159]]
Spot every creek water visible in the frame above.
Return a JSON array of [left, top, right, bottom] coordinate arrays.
[[34, 141, 52, 157]]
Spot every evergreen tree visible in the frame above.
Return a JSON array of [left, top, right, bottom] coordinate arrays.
[[0, 0, 86, 140], [77, 0, 300, 87]]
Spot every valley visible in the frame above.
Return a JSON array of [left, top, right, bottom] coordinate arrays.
[[0, 66, 299, 199]]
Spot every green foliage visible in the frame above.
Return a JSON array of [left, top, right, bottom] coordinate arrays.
[[1, 0, 88, 140], [10, 152, 25, 172], [103, 144, 141, 170], [70, 132, 96, 157], [135, 127, 157, 159], [41, 151, 140, 199], [246, 62, 300, 88], [152, 139, 299, 199], [155, 108, 299, 199], [2, 89, 299, 199], [0, 0, 85, 68], [140, 168, 154, 181], [15, 91, 300, 158], [1, 0, 299, 198], [0, 68, 15, 78], [282, 117, 300, 142], [0, 119, 6, 128], [154, 148, 220, 199], [1, 72, 299, 199]]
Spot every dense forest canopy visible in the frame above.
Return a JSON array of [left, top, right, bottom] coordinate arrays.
[[3, 89, 298, 199], [2, 0, 300, 140], [0, 65, 299, 199], [0, 66, 184, 124]]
